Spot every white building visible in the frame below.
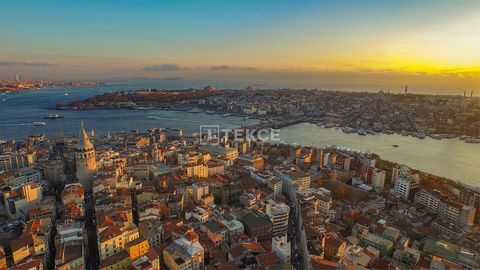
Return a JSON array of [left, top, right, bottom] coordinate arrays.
[[391, 164, 410, 186], [371, 168, 386, 188], [393, 171, 420, 201], [414, 189, 443, 213], [266, 200, 290, 236], [56, 219, 85, 244], [272, 235, 291, 263]]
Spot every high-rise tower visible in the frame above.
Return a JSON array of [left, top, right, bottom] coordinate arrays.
[[75, 122, 96, 189]]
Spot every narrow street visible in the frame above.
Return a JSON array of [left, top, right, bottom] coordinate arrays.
[[84, 192, 100, 270]]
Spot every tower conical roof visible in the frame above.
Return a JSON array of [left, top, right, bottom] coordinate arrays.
[[77, 121, 93, 149]]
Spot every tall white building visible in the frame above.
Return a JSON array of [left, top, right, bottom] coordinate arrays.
[[414, 189, 443, 213], [393, 171, 420, 201], [265, 200, 290, 236], [391, 164, 410, 186], [75, 122, 97, 190], [371, 168, 386, 188]]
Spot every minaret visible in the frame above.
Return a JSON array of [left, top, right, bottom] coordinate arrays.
[[75, 121, 97, 190]]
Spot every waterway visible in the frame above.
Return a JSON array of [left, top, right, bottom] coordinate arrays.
[[0, 83, 478, 186], [280, 122, 480, 186]]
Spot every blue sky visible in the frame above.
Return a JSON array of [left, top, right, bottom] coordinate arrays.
[[0, 0, 479, 93]]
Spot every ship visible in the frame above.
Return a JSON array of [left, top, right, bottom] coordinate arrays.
[[188, 108, 203, 113], [415, 132, 426, 139], [44, 114, 64, 119], [33, 122, 47, 126], [357, 129, 367, 136]]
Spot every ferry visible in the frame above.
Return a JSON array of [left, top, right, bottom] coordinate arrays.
[[44, 114, 64, 119], [415, 132, 426, 139], [33, 122, 47, 126], [429, 134, 442, 140], [465, 138, 480, 144], [188, 108, 203, 113], [357, 129, 367, 136]]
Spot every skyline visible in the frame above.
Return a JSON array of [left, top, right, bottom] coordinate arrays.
[[1, 0, 479, 93]]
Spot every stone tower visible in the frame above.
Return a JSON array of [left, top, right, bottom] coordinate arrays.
[[75, 122, 97, 190]]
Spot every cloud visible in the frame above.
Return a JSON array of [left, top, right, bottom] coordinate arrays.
[[210, 65, 257, 71], [0, 60, 57, 67], [142, 63, 190, 71]]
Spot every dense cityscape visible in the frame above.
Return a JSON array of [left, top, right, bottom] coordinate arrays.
[[0, 76, 103, 93], [60, 87, 480, 139], [1, 1, 479, 270], [0, 120, 478, 269]]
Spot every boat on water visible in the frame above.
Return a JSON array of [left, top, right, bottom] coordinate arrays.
[[206, 111, 216, 115], [33, 122, 47, 126], [429, 134, 442, 140], [64, 93, 69, 96], [1, 99, 5, 102], [147, 116, 161, 120], [44, 113, 64, 119], [357, 129, 367, 136], [342, 127, 354, 133], [459, 135, 469, 140], [223, 113, 231, 117], [415, 132, 426, 139], [188, 108, 203, 113], [392, 144, 400, 148], [465, 138, 480, 144]]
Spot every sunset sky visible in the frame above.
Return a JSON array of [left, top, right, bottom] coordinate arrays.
[[1, 0, 479, 93]]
